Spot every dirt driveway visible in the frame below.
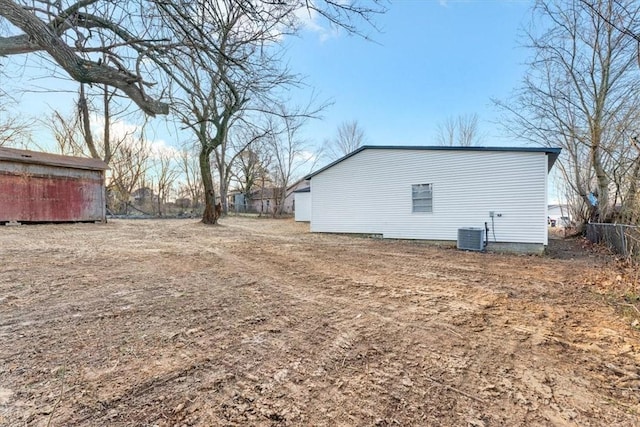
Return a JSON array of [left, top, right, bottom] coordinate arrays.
[[1, 217, 639, 426]]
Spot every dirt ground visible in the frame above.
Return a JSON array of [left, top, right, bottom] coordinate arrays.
[[1, 217, 640, 426]]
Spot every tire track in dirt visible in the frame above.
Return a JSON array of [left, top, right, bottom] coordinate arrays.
[[217, 226, 640, 425], [2, 218, 640, 426]]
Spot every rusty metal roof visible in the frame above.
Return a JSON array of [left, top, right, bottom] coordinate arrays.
[[0, 147, 108, 171]]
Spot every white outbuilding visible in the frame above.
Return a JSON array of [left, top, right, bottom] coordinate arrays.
[[294, 186, 311, 222], [304, 145, 561, 253]]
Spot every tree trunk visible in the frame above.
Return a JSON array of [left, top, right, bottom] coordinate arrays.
[[78, 84, 101, 160], [590, 131, 611, 222], [200, 147, 218, 225], [218, 168, 229, 215], [276, 187, 286, 216], [214, 146, 231, 216]]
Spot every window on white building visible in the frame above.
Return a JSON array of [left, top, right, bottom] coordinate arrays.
[[412, 183, 433, 213]]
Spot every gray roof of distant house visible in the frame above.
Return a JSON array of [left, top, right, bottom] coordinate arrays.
[[304, 145, 562, 180], [293, 187, 310, 193]]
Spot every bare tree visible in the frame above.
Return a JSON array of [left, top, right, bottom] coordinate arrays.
[[78, 83, 131, 164], [232, 141, 272, 213], [212, 119, 271, 215], [47, 109, 86, 156], [108, 136, 151, 214], [0, 1, 384, 117], [580, 0, 640, 67], [324, 120, 366, 160], [150, 150, 179, 217], [177, 147, 204, 213], [435, 114, 482, 147], [159, 0, 309, 224], [0, 95, 31, 147], [46, 80, 138, 162], [436, 117, 456, 148], [0, 112, 30, 147], [268, 107, 318, 216], [497, 0, 640, 224]]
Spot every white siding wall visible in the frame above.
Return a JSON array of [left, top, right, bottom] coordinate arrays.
[[310, 149, 549, 244], [294, 192, 311, 222]]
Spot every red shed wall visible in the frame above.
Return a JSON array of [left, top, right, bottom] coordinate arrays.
[[0, 161, 105, 222]]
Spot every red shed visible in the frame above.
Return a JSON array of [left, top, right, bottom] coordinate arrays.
[[0, 147, 108, 224]]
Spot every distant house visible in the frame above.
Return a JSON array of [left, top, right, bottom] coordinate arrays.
[[548, 204, 571, 227], [131, 186, 155, 203], [233, 179, 310, 214], [247, 187, 281, 214], [175, 197, 192, 209], [0, 147, 108, 223], [304, 145, 561, 253]]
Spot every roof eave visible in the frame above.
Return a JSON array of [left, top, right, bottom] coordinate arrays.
[[305, 145, 563, 179], [0, 147, 109, 171]]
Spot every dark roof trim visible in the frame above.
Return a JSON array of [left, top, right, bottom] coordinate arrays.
[[304, 145, 562, 180], [0, 147, 108, 171], [286, 177, 309, 192], [293, 186, 310, 193]]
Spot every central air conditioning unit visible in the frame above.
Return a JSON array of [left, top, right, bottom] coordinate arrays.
[[457, 227, 485, 251]]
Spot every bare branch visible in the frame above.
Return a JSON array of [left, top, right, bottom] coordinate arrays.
[[498, 0, 640, 224], [324, 120, 366, 160], [0, 0, 168, 115]]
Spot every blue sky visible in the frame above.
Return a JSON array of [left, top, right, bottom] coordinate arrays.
[[2, 0, 534, 153], [289, 0, 533, 148]]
